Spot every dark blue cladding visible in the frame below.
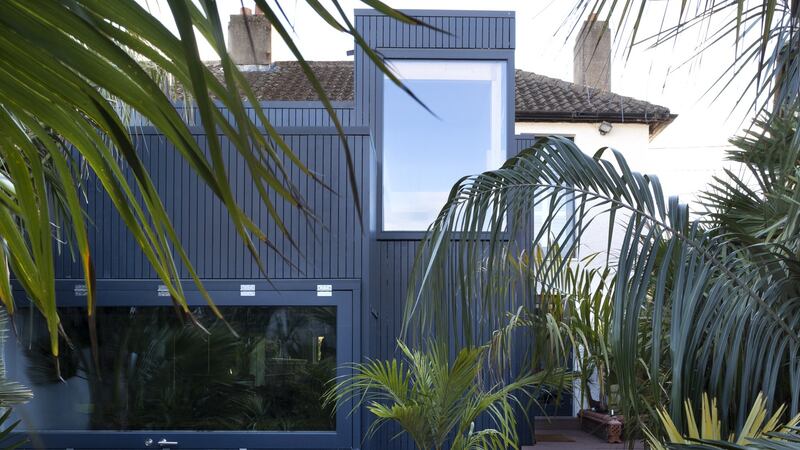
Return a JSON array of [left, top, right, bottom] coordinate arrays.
[[55, 126, 368, 281], [41, 9, 536, 450]]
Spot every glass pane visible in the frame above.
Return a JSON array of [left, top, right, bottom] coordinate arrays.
[[8, 305, 337, 432], [383, 60, 507, 231], [533, 187, 574, 244]]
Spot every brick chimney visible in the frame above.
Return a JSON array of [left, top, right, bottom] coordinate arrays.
[[227, 6, 271, 69], [574, 14, 611, 91]]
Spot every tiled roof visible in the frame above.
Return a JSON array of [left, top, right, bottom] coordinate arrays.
[[207, 61, 354, 101], [513, 70, 674, 136], [206, 60, 675, 135]]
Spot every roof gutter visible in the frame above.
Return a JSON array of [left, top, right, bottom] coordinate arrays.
[[514, 111, 678, 139]]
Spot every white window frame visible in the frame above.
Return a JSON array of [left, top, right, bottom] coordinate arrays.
[[380, 59, 508, 233]]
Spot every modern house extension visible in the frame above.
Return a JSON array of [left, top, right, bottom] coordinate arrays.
[[7, 8, 674, 450]]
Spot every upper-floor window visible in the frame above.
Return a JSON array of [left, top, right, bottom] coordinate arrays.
[[382, 60, 508, 231]]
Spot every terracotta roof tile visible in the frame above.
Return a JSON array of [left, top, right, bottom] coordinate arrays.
[[204, 60, 675, 133], [207, 61, 354, 101], [513, 69, 672, 123]]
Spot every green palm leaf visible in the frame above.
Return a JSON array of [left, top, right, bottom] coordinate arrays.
[[0, 0, 419, 364], [401, 131, 800, 438], [324, 335, 571, 450], [568, 0, 800, 115]]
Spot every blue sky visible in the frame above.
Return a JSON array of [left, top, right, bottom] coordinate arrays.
[[384, 79, 492, 192], [382, 78, 494, 229]]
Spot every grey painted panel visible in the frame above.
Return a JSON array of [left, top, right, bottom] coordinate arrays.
[[372, 239, 542, 448], [235, 103, 358, 128], [372, 240, 416, 450]]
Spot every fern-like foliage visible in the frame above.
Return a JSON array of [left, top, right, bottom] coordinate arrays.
[[324, 338, 571, 450]]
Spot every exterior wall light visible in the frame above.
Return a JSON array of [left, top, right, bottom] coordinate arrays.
[[598, 121, 613, 135]]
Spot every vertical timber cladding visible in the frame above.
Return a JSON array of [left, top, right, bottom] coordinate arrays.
[[355, 9, 517, 450], [355, 6, 516, 354], [354, 9, 515, 125], [50, 101, 369, 448], [56, 122, 369, 281]]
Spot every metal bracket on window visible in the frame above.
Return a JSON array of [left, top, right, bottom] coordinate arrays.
[[144, 438, 178, 448], [73, 284, 87, 297], [240, 284, 256, 297], [316, 284, 332, 297]]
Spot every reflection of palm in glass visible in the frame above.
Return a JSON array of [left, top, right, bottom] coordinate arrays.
[[13, 306, 337, 431]]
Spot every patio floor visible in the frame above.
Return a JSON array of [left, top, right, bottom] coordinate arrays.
[[523, 418, 646, 450]]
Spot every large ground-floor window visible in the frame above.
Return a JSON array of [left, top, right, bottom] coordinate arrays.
[[7, 280, 359, 449]]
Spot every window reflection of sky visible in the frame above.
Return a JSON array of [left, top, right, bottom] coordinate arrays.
[[383, 62, 505, 231]]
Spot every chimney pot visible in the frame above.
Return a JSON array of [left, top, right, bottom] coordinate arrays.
[[574, 17, 611, 91], [228, 9, 271, 67]]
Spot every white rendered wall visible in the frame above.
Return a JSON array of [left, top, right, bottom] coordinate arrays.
[[515, 121, 724, 415], [515, 121, 724, 260], [515, 122, 651, 265]]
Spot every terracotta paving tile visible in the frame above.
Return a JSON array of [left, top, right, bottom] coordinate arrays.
[[522, 429, 646, 450]]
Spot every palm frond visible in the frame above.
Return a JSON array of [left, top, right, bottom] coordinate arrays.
[[648, 392, 800, 450], [0, 408, 26, 450], [0, 309, 31, 408], [0, 0, 423, 361], [568, 0, 799, 116], [324, 330, 572, 450], [402, 134, 800, 437]]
